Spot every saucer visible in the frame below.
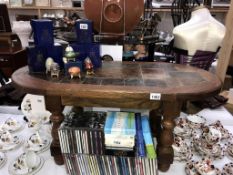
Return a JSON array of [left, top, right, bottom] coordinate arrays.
[[0, 152, 6, 168], [2, 118, 24, 133], [185, 160, 221, 175], [209, 120, 231, 140], [226, 143, 233, 159], [193, 137, 225, 159], [0, 135, 23, 152], [174, 150, 193, 161], [194, 158, 221, 175], [24, 135, 50, 153], [187, 114, 206, 129], [222, 162, 233, 175], [173, 126, 192, 138], [8, 152, 44, 175]]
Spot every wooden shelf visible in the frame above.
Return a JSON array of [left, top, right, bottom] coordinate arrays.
[[8, 6, 84, 11], [8, 6, 228, 19], [145, 7, 229, 13], [8, 6, 228, 12], [8, 6, 84, 18]]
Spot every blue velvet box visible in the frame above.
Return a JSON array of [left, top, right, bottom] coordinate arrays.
[[75, 19, 93, 44], [71, 43, 101, 69], [27, 46, 47, 73], [31, 19, 54, 47], [27, 45, 63, 73]]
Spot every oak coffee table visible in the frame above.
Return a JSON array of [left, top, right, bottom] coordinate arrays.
[[12, 61, 222, 172]]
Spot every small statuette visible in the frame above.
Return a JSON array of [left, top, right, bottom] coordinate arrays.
[[45, 57, 54, 74], [84, 57, 94, 75], [63, 45, 78, 63], [50, 62, 60, 78], [68, 66, 81, 79]]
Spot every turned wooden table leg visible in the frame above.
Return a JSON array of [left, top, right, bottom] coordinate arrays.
[[45, 96, 64, 165], [150, 109, 162, 138], [157, 101, 182, 172]]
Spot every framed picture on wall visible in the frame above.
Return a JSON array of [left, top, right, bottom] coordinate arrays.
[[35, 0, 50, 6], [212, 0, 230, 7], [152, 0, 173, 7], [22, 0, 35, 6], [9, 0, 22, 7]]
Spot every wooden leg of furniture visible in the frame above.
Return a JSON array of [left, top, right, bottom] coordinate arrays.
[[149, 109, 162, 138], [45, 96, 64, 165], [157, 101, 182, 172]]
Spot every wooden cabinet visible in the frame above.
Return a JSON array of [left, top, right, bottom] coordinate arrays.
[[0, 49, 27, 77]]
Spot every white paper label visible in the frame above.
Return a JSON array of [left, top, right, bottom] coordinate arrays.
[[80, 24, 88, 30], [150, 93, 161, 100]]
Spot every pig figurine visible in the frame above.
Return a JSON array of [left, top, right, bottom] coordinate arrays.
[[68, 66, 81, 79]]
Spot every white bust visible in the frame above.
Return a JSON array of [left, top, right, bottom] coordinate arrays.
[[172, 6, 226, 55]]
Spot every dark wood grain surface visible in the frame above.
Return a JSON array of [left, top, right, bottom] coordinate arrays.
[[11, 61, 222, 172], [12, 62, 221, 101]]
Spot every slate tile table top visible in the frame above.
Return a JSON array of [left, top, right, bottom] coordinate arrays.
[[11, 61, 222, 172]]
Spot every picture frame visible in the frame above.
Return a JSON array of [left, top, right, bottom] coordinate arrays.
[[151, 0, 173, 7], [35, 0, 50, 6], [22, 0, 35, 6], [9, 0, 22, 7], [211, 0, 230, 7]]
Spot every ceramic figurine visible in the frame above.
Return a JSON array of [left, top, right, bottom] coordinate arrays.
[[134, 44, 148, 61], [84, 57, 94, 75], [63, 45, 78, 63], [45, 57, 54, 74], [50, 62, 60, 78], [68, 66, 81, 79]]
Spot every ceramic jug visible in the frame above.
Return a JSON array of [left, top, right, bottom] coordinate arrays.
[[84, 0, 144, 35]]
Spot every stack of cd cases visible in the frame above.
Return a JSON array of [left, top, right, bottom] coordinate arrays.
[[58, 111, 158, 175], [59, 111, 106, 155]]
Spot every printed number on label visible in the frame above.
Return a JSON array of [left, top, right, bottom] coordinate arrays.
[[150, 93, 161, 100], [80, 24, 88, 30]]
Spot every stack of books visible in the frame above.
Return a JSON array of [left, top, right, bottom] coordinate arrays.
[[104, 111, 136, 156], [59, 111, 158, 175]]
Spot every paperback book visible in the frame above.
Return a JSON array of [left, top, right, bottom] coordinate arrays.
[[104, 111, 136, 148]]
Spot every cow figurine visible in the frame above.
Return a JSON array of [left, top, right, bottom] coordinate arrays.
[[45, 57, 54, 74]]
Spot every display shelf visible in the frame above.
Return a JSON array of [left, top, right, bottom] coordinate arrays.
[[8, 6, 84, 18], [8, 6, 228, 13], [8, 6, 84, 10], [145, 7, 229, 13], [8, 6, 228, 19]]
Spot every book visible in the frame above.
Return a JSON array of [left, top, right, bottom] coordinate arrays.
[[104, 134, 135, 148], [104, 111, 136, 135], [141, 116, 156, 159], [135, 113, 146, 157], [104, 111, 136, 149], [105, 148, 135, 157]]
